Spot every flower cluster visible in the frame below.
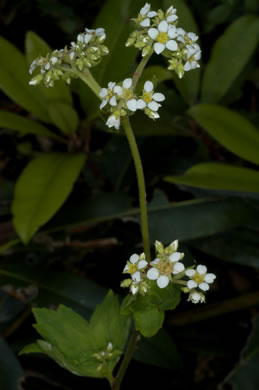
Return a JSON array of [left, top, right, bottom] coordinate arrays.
[[126, 3, 201, 78], [99, 78, 165, 130], [92, 342, 121, 373], [29, 27, 109, 87], [121, 239, 216, 304]]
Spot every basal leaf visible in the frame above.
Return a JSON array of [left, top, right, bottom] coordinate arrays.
[[0, 110, 61, 140], [188, 104, 259, 165], [0, 36, 50, 122], [12, 152, 86, 243], [165, 163, 259, 192], [201, 15, 259, 103], [0, 337, 24, 390]]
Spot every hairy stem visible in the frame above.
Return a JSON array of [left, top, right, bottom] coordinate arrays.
[[112, 330, 138, 390], [122, 116, 151, 262], [132, 52, 152, 91]]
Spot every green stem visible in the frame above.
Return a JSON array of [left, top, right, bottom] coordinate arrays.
[[122, 116, 151, 262], [132, 52, 152, 91], [112, 330, 138, 390], [73, 68, 101, 97]]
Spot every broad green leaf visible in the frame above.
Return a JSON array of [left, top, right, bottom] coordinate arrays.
[[133, 303, 164, 337], [0, 263, 106, 318], [188, 104, 259, 165], [47, 192, 258, 242], [201, 15, 259, 103], [25, 31, 72, 104], [165, 163, 259, 192], [134, 329, 181, 369], [0, 36, 50, 122], [147, 283, 181, 311], [48, 103, 79, 134], [163, 0, 200, 104], [0, 337, 24, 390], [224, 315, 259, 389], [20, 343, 42, 355], [12, 152, 86, 243], [0, 110, 61, 140]]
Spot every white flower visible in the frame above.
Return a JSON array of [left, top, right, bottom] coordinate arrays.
[[184, 43, 201, 71], [99, 81, 120, 109], [165, 5, 178, 23], [148, 21, 178, 54], [106, 115, 120, 130], [188, 289, 205, 304], [123, 253, 148, 295], [185, 265, 216, 291], [147, 252, 185, 288], [120, 78, 139, 112], [137, 81, 165, 117], [176, 29, 198, 44], [139, 3, 157, 27], [29, 60, 36, 75]]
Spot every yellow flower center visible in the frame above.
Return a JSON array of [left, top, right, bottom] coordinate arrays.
[[157, 260, 173, 275], [142, 92, 152, 103], [157, 32, 168, 44], [123, 89, 133, 100], [193, 273, 204, 284], [128, 263, 137, 275]]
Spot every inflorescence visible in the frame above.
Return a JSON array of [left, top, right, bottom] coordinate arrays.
[[121, 240, 216, 304]]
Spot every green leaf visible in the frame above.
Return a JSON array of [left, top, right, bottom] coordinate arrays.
[[165, 163, 259, 192], [20, 342, 42, 355], [134, 329, 181, 369], [147, 283, 181, 311], [0, 337, 24, 390], [201, 15, 259, 103], [133, 301, 164, 338], [21, 292, 130, 379], [163, 0, 200, 104], [0, 36, 50, 122], [188, 104, 259, 165], [12, 152, 86, 243], [48, 103, 79, 134], [25, 31, 72, 104], [224, 315, 259, 389], [0, 110, 61, 140]]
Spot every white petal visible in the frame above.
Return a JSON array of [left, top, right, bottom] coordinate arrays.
[[114, 85, 123, 95], [84, 33, 92, 44], [150, 258, 160, 265], [199, 282, 209, 291], [187, 280, 197, 289], [188, 32, 198, 42], [50, 56, 58, 64], [204, 273, 216, 283], [185, 269, 195, 277], [108, 81, 116, 89], [147, 267, 159, 280], [189, 291, 201, 304], [129, 254, 139, 264], [147, 11, 157, 17], [132, 271, 141, 282], [127, 98, 137, 112], [70, 52, 75, 60], [149, 111, 159, 119], [183, 61, 192, 71], [158, 20, 168, 33], [167, 14, 178, 22], [148, 101, 160, 111], [138, 260, 148, 269], [176, 28, 185, 36], [197, 265, 207, 275], [169, 252, 181, 263], [173, 262, 185, 274], [100, 99, 108, 109], [144, 80, 153, 92], [168, 27, 177, 39], [137, 99, 146, 109], [154, 42, 165, 54], [166, 40, 178, 51], [140, 18, 150, 27], [148, 28, 158, 40], [157, 275, 169, 288], [140, 3, 150, 15], [96, 27, 105, 35], [177, 36, 185, 44], [45, 62, 50, 70], [131, 284, 139, 295], [123, 78, 132, 89], [152, 92, 165, 102], [109, 96, 117, 106], [99, 88, 108, 98]]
